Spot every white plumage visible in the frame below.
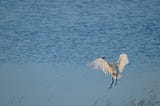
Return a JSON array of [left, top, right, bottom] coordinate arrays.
[[87, 53, 129, 88]]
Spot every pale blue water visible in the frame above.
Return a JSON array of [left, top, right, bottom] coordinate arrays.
[[0, 0, 160, 106]]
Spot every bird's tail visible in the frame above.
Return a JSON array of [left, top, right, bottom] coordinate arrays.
[[113, 74, 121, 79]]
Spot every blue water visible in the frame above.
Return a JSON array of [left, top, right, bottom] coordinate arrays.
[[0, 0, 160, 106]]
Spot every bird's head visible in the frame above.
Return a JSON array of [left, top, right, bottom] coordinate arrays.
[[101, 56, 106, 59]]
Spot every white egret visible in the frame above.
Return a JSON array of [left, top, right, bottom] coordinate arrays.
[[87, 53, 129, 88]]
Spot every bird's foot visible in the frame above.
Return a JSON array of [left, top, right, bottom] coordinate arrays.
[[108, 86, 113, 89], [114, 82, 117, 86]]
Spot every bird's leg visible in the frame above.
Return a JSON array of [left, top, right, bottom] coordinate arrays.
[[114, 71, 118, 86], [114, 74, 118, 86], [109, 77, 114, 88], [115, 79, 118, 86]]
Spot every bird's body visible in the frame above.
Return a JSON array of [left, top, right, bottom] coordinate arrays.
[[87, 53, 129, 88]]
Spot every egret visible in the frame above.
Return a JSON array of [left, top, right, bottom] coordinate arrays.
[[87, 53, 129, 88]]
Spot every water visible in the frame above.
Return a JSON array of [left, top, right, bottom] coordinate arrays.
[[0, 0, 160, 106]]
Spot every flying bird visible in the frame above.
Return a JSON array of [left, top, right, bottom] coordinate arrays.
[[87, 53, 129, 88]]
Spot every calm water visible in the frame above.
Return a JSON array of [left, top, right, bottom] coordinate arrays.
[[0, 0, 160, 106]]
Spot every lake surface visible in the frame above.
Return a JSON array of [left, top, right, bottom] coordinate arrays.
[[0, 0, 160, 106]]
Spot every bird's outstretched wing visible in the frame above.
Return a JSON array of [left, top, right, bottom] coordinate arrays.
[[116, 53, 129, 72], [87, 58, 113, 75]]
